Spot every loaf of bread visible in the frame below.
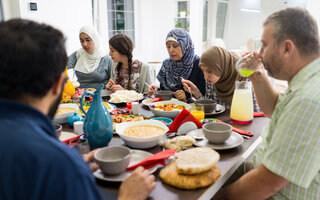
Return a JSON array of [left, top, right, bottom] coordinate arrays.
[[162, 135, 195, 151]]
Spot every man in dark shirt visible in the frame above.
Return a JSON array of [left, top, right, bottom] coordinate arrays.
[[0, 19, 155, 200]]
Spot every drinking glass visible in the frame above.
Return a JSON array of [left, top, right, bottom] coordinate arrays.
[[236, 52, 262, 77], [189, 104, 205, 121]]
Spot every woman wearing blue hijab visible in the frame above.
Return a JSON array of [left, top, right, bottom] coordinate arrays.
[[149, 28, 205, 102]]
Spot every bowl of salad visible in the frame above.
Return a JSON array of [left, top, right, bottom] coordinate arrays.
[[148, 99, 191, 119]]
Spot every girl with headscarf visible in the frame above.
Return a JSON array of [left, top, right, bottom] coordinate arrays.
[[148, 28, 205, 102], [106, 33, 151, 94], [181, 46, 260, 111], [67, 25, 113, 88]]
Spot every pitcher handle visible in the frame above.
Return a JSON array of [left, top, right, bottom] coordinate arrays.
[[79, 90, 94, 115]]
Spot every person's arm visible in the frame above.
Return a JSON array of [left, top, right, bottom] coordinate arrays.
[[142, 63, 152, 94], [118, 166, 156, 200], [67, 52, 77, 69], [102, 56, 114, 87], [215, 164, 289, 200], [249, 69, 279, 118], [181, 79, 201, 98]]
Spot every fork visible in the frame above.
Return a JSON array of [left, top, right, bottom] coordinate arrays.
[[181, 77, 197, 103]]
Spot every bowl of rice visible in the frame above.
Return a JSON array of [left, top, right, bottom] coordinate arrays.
[[108, 90, 144, 104]]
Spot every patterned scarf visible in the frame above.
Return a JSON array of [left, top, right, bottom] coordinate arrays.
[[157, 28, 199, 91]]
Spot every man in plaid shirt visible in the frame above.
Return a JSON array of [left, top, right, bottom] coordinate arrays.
[[216, 7, 320, 200]]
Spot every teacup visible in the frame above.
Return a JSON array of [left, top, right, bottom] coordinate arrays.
[[202, 122, 232, 144], [94, 146, 131, 175]]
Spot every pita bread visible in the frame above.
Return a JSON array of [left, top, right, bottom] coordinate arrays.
[[176, 147, 220, 175], [159, 160, 220, 189], [162, 135, 195, 151]]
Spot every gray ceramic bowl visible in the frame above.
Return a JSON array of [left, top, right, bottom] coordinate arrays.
[[155, 90, 173, 100], [202, 122, 232, 144], [54, 124, 62, 139], [195, 99, 217, 113], [94, 146, 131, 175]]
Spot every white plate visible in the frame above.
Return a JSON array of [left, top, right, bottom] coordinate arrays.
[[205, 104, 226, 116], [59, 131, 77, 141], [142, 98, 153, 106], [194, 131, 244, 150], [93, 150, 158, 182]]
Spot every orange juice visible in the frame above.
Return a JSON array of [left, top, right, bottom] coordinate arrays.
[[191, 111, 205, 121]]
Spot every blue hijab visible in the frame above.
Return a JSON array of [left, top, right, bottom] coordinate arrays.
[[157, 28, 199, 91]]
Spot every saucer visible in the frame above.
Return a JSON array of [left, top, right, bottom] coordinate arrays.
[[93, 150, 158, 182], [194, 131, 244, 150], [205, 104, 225, 116], [187, 129, 204, 140]]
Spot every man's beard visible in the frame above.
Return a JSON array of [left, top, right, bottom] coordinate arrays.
[[48, 83, 64, 119]]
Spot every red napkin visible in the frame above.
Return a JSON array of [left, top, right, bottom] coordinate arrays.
[[126, 149, 176, 171], [215, 119, 254, 137], [168, 109, 203, 133], [151, 97, 162, 102], [61, 134, 82, 145], [254, 112, 265, 117]]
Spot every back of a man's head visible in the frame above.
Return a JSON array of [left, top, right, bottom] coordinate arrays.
[[0, 19, 67, 101], [264, 7, 320, 57]]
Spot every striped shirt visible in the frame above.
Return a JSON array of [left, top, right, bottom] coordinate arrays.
[[254, 58, 320, 200]]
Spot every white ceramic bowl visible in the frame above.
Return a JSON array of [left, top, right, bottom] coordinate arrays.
[[116, 120, 169, 149], [148, 99, 191, 119], [53, 103, 79, 124]]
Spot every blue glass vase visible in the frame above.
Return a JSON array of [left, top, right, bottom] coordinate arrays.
[[79, 84, 113, 149]]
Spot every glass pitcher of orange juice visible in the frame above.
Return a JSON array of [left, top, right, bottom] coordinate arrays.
[[230, 81, 253, 124]]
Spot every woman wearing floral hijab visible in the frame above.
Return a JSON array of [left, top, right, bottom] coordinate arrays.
[[149, 28, 205, 102], [181, 46, 260, 111], [67, 25, 113, 88]]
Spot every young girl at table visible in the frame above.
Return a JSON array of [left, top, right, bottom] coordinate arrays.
[[106, 34, 152, 94], [148, 28, 206, 102], [181, 46, 260, 111], [67, 25, 113, 88]]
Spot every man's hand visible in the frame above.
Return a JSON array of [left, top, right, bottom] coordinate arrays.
[[118, 166, 156, 200], [82, 149, 99, 172], [173, 90, 187, 102]]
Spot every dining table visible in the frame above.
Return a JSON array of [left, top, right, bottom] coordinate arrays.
[[62, 101, 270, 200]]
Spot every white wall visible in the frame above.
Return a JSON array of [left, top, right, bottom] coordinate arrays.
[[134, 0, 177, 62], [15, 0, 92, 55]]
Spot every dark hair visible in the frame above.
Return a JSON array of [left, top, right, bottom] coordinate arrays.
[[109, 33, 134, 90], [264, 7, 320, 56], [0, 19, 67, 100]]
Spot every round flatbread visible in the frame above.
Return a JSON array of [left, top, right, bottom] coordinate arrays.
[[159, 160, 220, 190], [176, 147, 220, 175]]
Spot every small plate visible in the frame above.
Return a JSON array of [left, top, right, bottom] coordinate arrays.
[[205, 104, 225, 116], [142, 98, 153, 106], [93, 150, 158, 182], [194, 131, 244, 150]]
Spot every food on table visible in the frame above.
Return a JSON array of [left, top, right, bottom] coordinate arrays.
[[175, 147, 220, 175], [56, 107, 76, 115], [122, 125, 165, 137], [159, 160, 220, 190], [111, 114, 146, 132], [162, 135, 195, 151], [109, 90, 143, 103], [150, 103, 185, 111], [159, 147, 220, 189], [111, 109, 132, 115], [81, 100, 114, 112]]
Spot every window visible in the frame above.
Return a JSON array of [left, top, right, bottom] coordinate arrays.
[[216, 0, 229, 39], [107, 0, 135, 41], [202, 0, 208, 41], [0, 0, 3, 21], [175, 0, 189, 32]]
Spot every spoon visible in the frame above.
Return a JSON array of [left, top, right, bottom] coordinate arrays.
[[181, 77, 196, 103]]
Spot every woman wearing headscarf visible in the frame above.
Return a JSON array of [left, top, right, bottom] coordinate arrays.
[[148, 28, 205, 102], [181, 46, 260, 111], [106, 33, 151, 94], [67, 25, 113, 88]]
